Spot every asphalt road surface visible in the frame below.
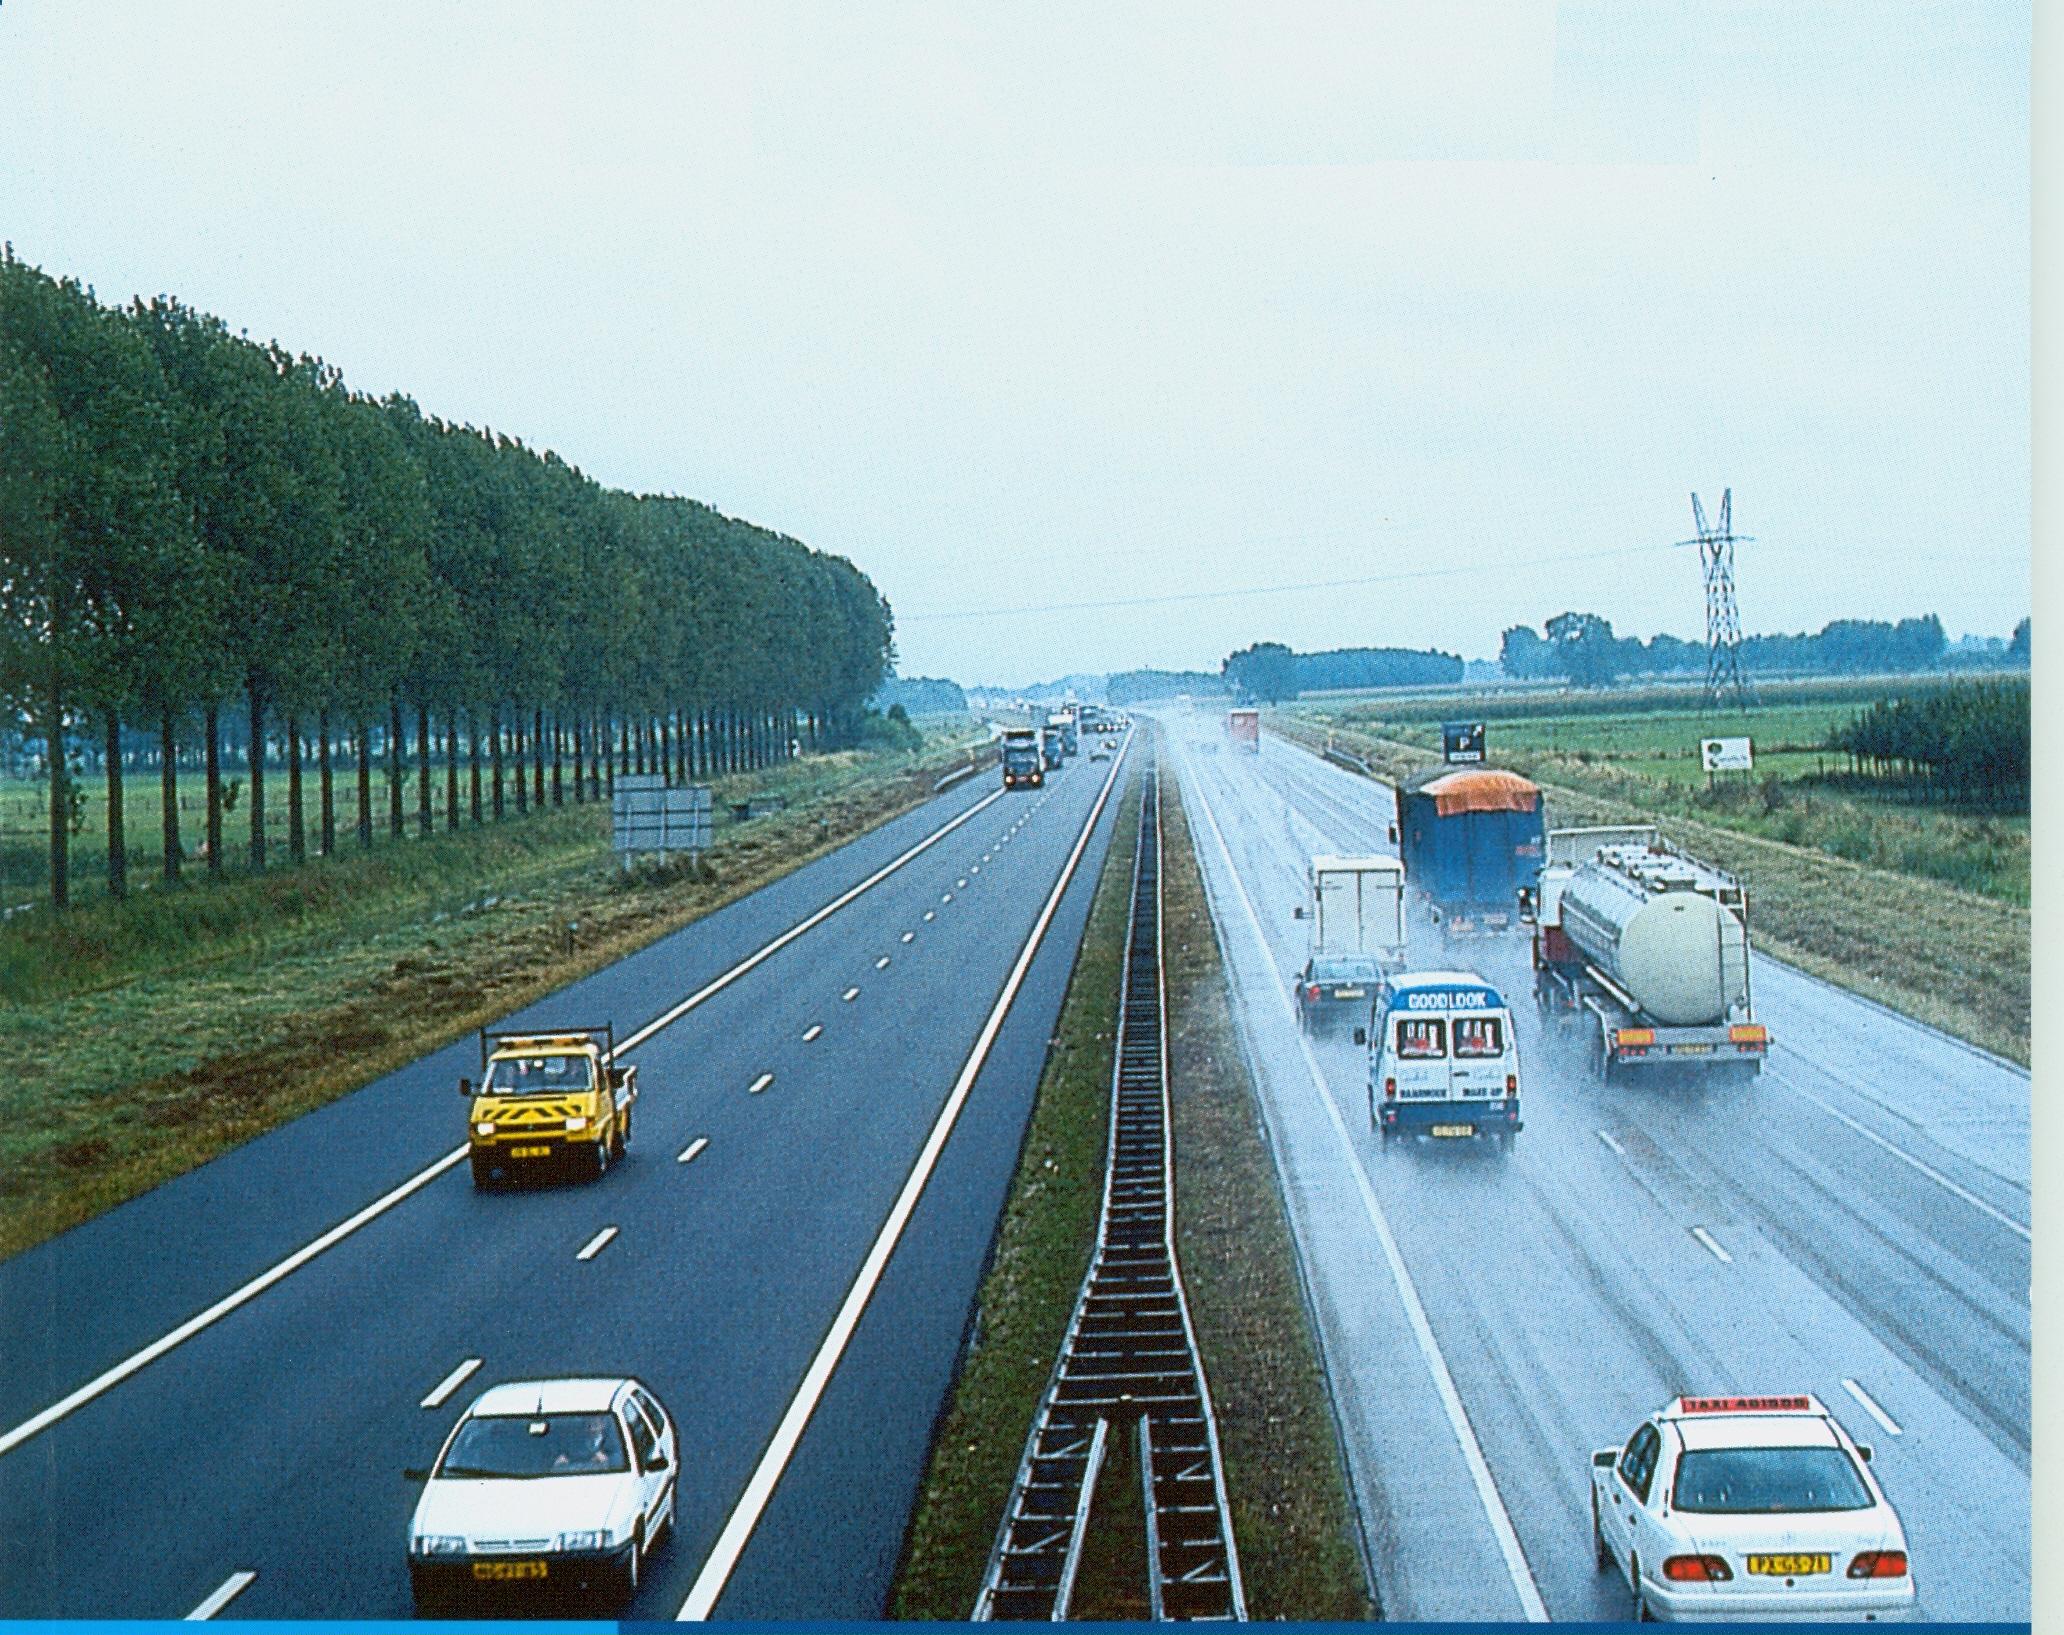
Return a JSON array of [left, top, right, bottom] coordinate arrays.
[[1159, 707, 2029, 1624], [0, 737, 1132, 1620]]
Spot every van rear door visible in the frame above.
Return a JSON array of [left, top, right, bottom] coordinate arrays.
[[1448, 1011, 1509, 1102]]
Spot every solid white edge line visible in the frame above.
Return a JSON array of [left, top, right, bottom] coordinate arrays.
[[802, 1025, 822, 1042], [675, 739, 1131, 1620], [1691, 1227, 1735, 1265], [576, 1227, 619, 1262], [1841, 1377, 1904, 1436], [1782, 1076, 2031, 1241], [748, 1073, 774, 1096], [419, 1357, 483, 1410], [184, 1571, 256, 1620], [678, 1137, 710, 1164], [0, 784, 1008, 1466], [1596, 1129, 1626, 1157], [1186, 763, 1549, 1622]]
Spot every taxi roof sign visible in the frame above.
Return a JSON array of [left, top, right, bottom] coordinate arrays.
[[1671, 1394, 1820, 1416]]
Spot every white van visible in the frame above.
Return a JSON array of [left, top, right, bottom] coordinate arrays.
[[1357, 970, 1522, 1148]]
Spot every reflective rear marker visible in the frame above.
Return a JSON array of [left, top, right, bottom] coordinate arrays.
[[803, 1024, 822, 1042], [1842, 1378, 1904, 1435], [577, 1227, 619, 1262], [748, 1073, 773, 1095], [185, 1572, 255, 1621], [1691, 1227, 1733, 1264], [678, 1137, 710, 1164], [420, 1357, 483, 1409]]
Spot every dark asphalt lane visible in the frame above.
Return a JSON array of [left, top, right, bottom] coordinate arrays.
[[1162, 710, 2028, 1623], [0, 743, 1132, 1620]]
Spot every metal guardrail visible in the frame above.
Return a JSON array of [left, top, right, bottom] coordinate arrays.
[[1320, 745, 1375, 778], [974, 752, 1246, 1623]]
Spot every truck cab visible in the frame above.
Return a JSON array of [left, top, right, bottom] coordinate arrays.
[[1359, 971, 1521, 1148], [1001, 728, 1043, 789], [463, 1027, 637, 1186]]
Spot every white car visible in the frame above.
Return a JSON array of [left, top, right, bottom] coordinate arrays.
[[1591, 1394, 1914, 1621], [408, 1377, 678, 1610]]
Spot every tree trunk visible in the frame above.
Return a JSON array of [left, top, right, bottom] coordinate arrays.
[[104, 711, 127, 900], [205, 705, 223, 875], [161, 707, 182, 883], [491, 707, 505, 819], [445, 716, 460, 831], [46, 676, 69, 910], [572, 717, 585, 804], [319, 710, 335, 855], [287, 713, 305, 863], [356, 721, 373, 849], [533, 708, 546, 806], [388, 697, 405, 839], [514, 716, 529, 814], [551, 716, 564, 806], [470, 709, 484, 824], [417, 702, 433, 835], [248, 683, 268, 872]]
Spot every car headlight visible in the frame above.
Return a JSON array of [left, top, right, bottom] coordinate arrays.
[[415, 1534, 468, 1557], [474, 1121, 495, 1136], [556, 1528, 613, 1552], [564, 1115, 589, 1132]]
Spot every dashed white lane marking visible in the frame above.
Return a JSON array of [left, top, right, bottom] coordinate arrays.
[[1691, 1227, 1734, 1264], [1595, 1129, 1626, 1157], [185, 1571, 256, 1620], [1842, 1377, 1904, 1436], [842, 986, 860, 1002], [901, 932, 915, 943], [748, 1073, 773, 1095], [923, 910, 936, 921], [802, 1024, 823, 1042], [576, 1227, 619, 1262], [420, 1357, 483, 1409], [942, 892, 953, 903], [969, 865, 979, 874], [875, 956, 890, 969], [675, 732, 1131, 1621], [956, 876, 968, 886], [678, 1137, 710, 1164], [1186, 769, 1548, 1622]]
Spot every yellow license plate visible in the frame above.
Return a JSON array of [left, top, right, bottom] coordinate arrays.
[[1746, 1554, 1830, 1576], [509, 1145, 552, 1159], [1430, 1123, 1475, 1138], [473, 1559, 548, 1581]]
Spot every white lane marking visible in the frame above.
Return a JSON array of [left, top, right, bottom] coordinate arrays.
[[0, 1144, 468, 1462], [1842, 1377, 1904, 1436], [1691, 1227, 1734, 1265], [678, 738, 1130, 1619], [982, 853, 991, 861], [748, 1073, 774, 1095], [802, 1024, 823, 1042], [1187, 769, 1548, 1622], [924, 910, 936, 922], [901, 932, 915, 944], [0, 787, 1010, 1468], [957, 877, 967, 887], [185, 1571, 256, 1620], [970, 865, 980, 874], [678, 1137, 710, 1164], [576, 1227, 619, 1262], [876, 956, 890, 970], [842, 986, 860, 1002], [1595, 1129, 1626, 1157], [943, 891, 954, 902], [1783, 1078, 2030, 1241], [419, 1357, 483, 1410]]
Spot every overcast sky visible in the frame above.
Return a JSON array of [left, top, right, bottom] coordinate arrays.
[[1, 2, 2030, 686]]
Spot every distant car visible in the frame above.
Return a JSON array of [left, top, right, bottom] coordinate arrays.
[[1295, 955, 1384, 1033], [1089, 743, 1112, 761], [1590, 1394, 1914, 1622], [408, 1377, 678, 1611]]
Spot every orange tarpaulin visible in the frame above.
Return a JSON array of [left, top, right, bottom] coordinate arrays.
[[1419, 768, 1540, 816]]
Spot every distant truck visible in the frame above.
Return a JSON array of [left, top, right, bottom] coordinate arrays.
[[1293, 855, 1406, 1032], [1226, 708, 1261, 754], [1356, 970, 1522, 1148], [1393, 766, 1544, 934], [462, 1026, 637, 1186], [1039, 723, 1066, 771], [1527, 826, 1769, 1079], [1001, 727, 1044, 789], [1048, 712, 1079, 757]]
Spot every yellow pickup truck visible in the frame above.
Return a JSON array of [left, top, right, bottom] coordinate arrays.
[[461, 1026, 638, 1187]]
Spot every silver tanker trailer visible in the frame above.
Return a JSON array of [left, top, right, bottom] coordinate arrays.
[[1524, 825, 1770, 1079]]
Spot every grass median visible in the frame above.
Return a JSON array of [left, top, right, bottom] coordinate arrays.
[[0, 737, 990, 1261]]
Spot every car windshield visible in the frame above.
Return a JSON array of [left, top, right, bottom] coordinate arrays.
[[1314, 959, 1381, 983], [482, 1054, 594, 1095], [1673, 1446, 1873, 1513], [438, 1413, 628, 1479]]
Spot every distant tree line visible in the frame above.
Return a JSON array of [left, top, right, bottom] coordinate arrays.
[[870, 675, 969, 716], [1829, 680, 2029, 808], [1498, 612, 2025, 689], [1220, 641, 1464, 703], [0, 248, 893, 910], [1106, 669, 1230, 705]]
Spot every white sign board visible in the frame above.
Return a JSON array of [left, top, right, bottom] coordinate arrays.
[[1700, 737, 1753, 773], [612, 775, 713, 863]]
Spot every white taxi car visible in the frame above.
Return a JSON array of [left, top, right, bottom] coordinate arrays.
[[1591, 1395, 1914, 1621], [407, 1377, 677, 1610]]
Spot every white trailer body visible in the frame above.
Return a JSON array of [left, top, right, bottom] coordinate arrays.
[[1309, 855, 1406, 965]]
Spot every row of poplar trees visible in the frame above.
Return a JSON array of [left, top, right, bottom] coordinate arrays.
[[0, 248, 895, 909]]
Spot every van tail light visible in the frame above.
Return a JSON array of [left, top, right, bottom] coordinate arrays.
[[1661, 1554, 1733, 1583], [1305, 985, 1321, 1003], [1847, 1551, 1907, 1580], [1384, 1078, 1397, 1098], [1505, 1075, 1517, 1093]]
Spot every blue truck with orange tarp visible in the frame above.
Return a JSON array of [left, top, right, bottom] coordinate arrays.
[[1392, 766, 1545, 934]]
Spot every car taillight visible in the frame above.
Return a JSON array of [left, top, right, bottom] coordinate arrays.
[[1661, 1554, 1732, 1582], [1384, 1078, 1397, 1098], [1847, 1550, 1907, 1579], [1306, 985, 1321, 1003]]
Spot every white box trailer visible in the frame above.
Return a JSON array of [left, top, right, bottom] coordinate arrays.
[[1307, 855, 1406, 964]]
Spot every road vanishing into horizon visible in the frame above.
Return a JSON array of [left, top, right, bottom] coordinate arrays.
[[1157, 706, 2029, 1623]]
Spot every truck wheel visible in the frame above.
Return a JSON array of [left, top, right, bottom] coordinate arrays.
[[470, 1152, 496, 1189], [591, 1137, 611, 1179]]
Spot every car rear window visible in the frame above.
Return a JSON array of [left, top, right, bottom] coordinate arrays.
[[1673, 1446, 1872, 1513], [1315, 959, 1381, 983], [1395, 1018, 1445, 1058], [439, 1413, 629, 1478], [1453, 1016, 1504, 1058]]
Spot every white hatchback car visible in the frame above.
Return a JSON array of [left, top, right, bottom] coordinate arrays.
[[407, 1377, 677, 1610], [1591, 1394, 1915, 1622]]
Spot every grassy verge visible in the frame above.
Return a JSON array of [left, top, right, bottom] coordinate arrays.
[[0, 738, 991, 1261], [1274, 712, 2029, 1065], [1160, 768, 1373, 1619]]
